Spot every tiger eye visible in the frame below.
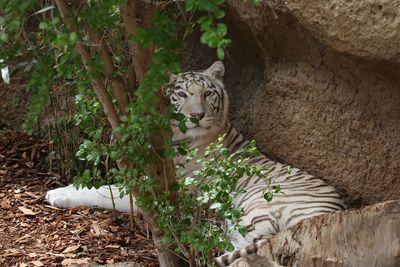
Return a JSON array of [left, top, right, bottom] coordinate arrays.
[[204, 91, 213, 97], [177, 92, 188, 98]]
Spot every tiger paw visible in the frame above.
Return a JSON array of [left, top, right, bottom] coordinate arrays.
[[45, 184, 82, 208]]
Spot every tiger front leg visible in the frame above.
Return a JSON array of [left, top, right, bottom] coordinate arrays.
[[45, 184, 135, 212]]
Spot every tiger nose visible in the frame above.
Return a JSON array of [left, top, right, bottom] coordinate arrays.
[[190, 112, 205, 120]]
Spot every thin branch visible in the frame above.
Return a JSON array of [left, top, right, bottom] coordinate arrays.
[[127, 61, 137, 100], [55, 0, 121, 131], [120, 0, 154, 82], [89, 32, 129, 113]]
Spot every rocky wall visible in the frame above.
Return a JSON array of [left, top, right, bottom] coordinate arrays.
[[183, 0, 400, 207]]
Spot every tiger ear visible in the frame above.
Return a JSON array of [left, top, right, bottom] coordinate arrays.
[[163, 72, 177, 97], [168, 72, 178, 84], [204, 61, 225, 81]]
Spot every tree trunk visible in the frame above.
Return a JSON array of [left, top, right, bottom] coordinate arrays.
[[55, 1, 185, 266], [152, 229, 188, 267], [231, 200, 400, 267]]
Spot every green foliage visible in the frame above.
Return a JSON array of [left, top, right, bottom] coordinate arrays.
[[185, 0, 231, 59], [1, 1, 48, 132], [0, 0, 36, 48], [252, 0, 263, 5], [153, 137, 275, 265], [2, 1, 277, 265]]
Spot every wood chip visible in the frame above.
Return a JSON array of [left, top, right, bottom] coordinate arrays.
[[31, 260, 44, 266], [109, 225, 120, 233], [0, 130, 157, 266], [18, 206, 37, 216], [16, 233, 31, 242], [43, 205, 61, 210], [4, 248, 23, 257], [24, 191, 41, 199], [105, 245, 120, 249], [61, 258, 90, 266], [0, 198, 12, 209], [92, 223, 107, 235], [62, 244, 81, 254], [79, 208, 90, 215]]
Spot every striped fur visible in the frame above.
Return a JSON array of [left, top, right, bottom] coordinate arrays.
[[167, 61, 346, 266], [47, 61, 346, 266]]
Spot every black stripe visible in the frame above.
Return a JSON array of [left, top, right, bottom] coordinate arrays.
[[246, 214, 278, 232], [285, 209, 335, 227]]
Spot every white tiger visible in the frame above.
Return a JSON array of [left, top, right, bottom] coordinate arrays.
[[46, 61, 346, 266]]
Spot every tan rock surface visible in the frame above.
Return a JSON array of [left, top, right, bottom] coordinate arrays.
[[284, 0, 400, 62], [231, 200, 400, 267], [185, 0, 400, 207]]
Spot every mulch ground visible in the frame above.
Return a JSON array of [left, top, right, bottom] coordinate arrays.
[[0, 130, 158, 267]]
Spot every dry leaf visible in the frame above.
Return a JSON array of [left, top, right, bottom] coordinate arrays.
[[20, 222, 30, 227], [1, 198, 12, 209], [4, 248, 22, 256], [61, 258, 90, 266], [24, 191, 41, 199], [109, 226, 119, 233], [70, 227, 86, 235], [91, 223, 107, 235], [43, 205, 61, 210], [94, 211, 109, 218], [10, 163, 19, 168], [16, 233, 31, 242], [31, 260, 44, 267], [18, 206, 36, 216], [62, 244, 81, 254], [0, 130, 157, 267], [92, 223, 101, 235], [79, 208, 90, 215], [105, 245, 120, 249]]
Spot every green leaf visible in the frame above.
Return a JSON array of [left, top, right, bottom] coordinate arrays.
[[179, 120, 187, 133], [189, 117, 199, 125], [272, 184, 281, 193], [216, 23, 227, 37], [213, 9, 225, 19], [210, 202, 222, 210], [178, 146, 187, 155], [238, 226, 248, 236], [38, 21, 49, 30], [184, 177, 196, 186], [69, 32, 78, 44], [217, 47, 225, 60], [263, 191, 274, 202], [0, 32, 8, 42], [170, 182, 180, 192]]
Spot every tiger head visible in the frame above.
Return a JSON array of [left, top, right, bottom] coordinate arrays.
[[165, 61, 228, 147]]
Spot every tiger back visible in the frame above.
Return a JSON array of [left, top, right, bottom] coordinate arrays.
[[166, 61, 346, 266]]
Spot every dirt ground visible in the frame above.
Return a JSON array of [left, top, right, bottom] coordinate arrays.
[[0, 77, 29, 130], [0, 130, 158, 267]]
